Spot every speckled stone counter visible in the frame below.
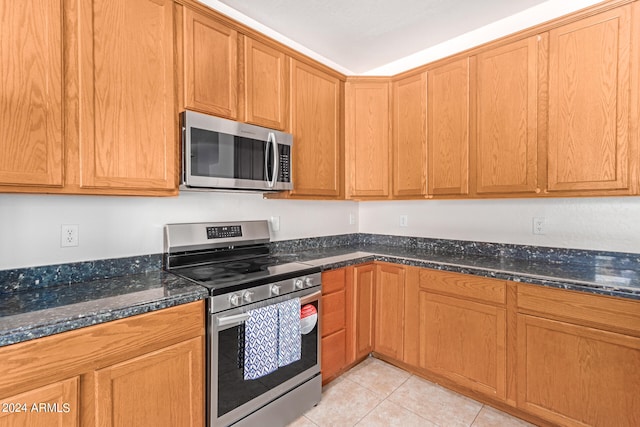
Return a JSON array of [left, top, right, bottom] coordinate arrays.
[[0, 270, 208, 347]]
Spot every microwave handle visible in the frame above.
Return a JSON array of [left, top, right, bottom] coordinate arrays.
[[267, 132, 278, 188]]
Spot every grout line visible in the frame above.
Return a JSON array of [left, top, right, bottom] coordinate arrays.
[[469, 404, 484, 426]]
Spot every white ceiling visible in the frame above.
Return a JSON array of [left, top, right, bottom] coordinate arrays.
[[200, 0, 604, 75]]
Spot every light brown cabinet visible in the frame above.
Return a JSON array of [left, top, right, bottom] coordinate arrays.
[[181, 6, 238, 119], [345, 80, 391, 199], [427, 59, 470, 197], [0, 1, 63, 189], [392, 73, 427, 198], [547, 4, 638, 195], [0, 302, 205, 427], [349, 264, 375, 362], [321, 268, 348, 383], [374, 263, 405, 360], [289, 59, 343, 198], [471, 36, 541, 196], [243, 37, 288, 130]]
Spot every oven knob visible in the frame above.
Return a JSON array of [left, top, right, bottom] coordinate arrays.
[[271, 285, 281, 295], [243, 291, 254, 303], [229, 294, 241, 306], [304, 277, 314, 287], [294, 279, 304, 289]]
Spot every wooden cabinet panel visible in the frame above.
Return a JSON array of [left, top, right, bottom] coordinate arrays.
[[289, 60, 343, 198], [183, 8, 237, 119], [420, 292, 506, 400], [402, 267, 421, 367], [0, 377, 78, 427], [427, 59, 470, 196], [321, 330, 347, 382], [322, 268, 346, 295], [351, 264, 375, 361], [94, 337, 204, 427], [472, 36, 539, 195], [517, 314, 640, 426], [77, 0, 176, 191], [419, 269, 505, 305], [345, 80, 390, 198], [0, 1, 63, 188], [244, 37, 287, 130], [322, 290, 346, 337], [374, 263, 404, 360], [547, 5, 636, 194], [392, 73, 427, 197]]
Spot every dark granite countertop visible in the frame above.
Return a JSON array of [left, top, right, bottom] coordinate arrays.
[[0, 270, 208, 347], [278, 244, 640, 301]]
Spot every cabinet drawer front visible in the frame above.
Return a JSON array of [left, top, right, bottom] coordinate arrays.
[[420, 269, 505, 305], [518, 284, 640, 336], [322, 268, 346, 294], [322, 290, 346, 337], [321, 329, 346, 382]]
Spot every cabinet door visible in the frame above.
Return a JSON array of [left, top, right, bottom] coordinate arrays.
[[472, 36, 539, 195], [94, 337, 204, 427], [428, 59, 470, 196], [392, 73, 427, 197], [0, 1, 63, 188], [78, 0, 176, 192], [244, 37, 287, 130], [374, 264, 405, 360], [290, 60, 343, 198], [346, 81, 390, 198], [420, 292, 506, 400], [547, 5, 636, 194], [183, 8, 238, 119], [0, 377, 78, 427], [321, 330, 347, 383], [351, 264, 375, 361], [517, 314, 640, 426]]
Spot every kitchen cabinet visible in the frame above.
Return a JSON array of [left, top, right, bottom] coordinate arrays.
[[418, 270, 508, 401], [427, 59, 470, 197], [546, 4, 639, 195], [0, 0, 63, 189], [373, 263, 405, 360], [289, 59, 343, 198], [348, 264, 375, 362], [517, 283, 640, 426], [321, 268, 348, 383], [0, 301, 205, 427], [345, 79, 391, 199], [471, 36, 541, 196], [242, 37, 288, 130], [392, 73, 427, 198], [181, 6, 238, 119]]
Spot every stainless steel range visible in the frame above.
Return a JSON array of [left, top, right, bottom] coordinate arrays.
[[164, 221, 321, 427]]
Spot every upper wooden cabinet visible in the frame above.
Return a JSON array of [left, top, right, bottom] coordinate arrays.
[[77, 0, 176, 192], [181, 7, 238, 119], [345, 80, 391, 199], [289, 60, 343, 198], [392, 73, 427, 198], [471, 36, 541, 196], [0, 1, 63, 188], [243, 37, 288, 130], [547, 4, 638, 195], [427, 59, 470, 197]]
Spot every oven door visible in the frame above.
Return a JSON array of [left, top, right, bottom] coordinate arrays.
[[209, 287, 321, 427]]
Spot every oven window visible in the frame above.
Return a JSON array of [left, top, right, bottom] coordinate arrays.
[[190, 128, 266, 180], [217, 300, 319, 417]]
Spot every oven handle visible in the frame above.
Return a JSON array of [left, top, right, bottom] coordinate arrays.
[[300, 290, 321, 305], [217, 312, 250, 327]]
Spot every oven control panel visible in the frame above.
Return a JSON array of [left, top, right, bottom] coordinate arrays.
[[207, 225, 242, 239]]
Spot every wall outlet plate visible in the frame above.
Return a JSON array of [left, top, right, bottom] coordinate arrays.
[[533, 217, 546, 235], [400, 215, 408, 227], [269, 216, 280, 232], [61, 224, 79, 247]]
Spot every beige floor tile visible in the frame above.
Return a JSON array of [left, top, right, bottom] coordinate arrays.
[[343, 357, 411, 397], [305, 377, 383, 427], [388, 376, 483, 427], [471, 406, 536, 427], [355, 399, 438, 427], [287, 415, 319, 427]]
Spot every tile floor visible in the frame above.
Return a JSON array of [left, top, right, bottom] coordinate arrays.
[[289, 357, 536, 427]]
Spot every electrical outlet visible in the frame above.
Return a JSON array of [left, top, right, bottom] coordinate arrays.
[[349, 212, 356, 225], [269, 216, 280, 232], [532, 217, 546, 235], [61, 224, 79, 247], [400, 215, 408, 227]]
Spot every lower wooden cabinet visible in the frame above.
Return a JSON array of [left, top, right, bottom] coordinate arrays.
[[374, 263, 405, 360], [349, 264, 375, 362], [321, 268, 348, 383], [0, 301, 205, 427]]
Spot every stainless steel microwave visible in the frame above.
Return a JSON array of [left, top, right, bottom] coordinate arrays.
[[180, 110, 293, 192]]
